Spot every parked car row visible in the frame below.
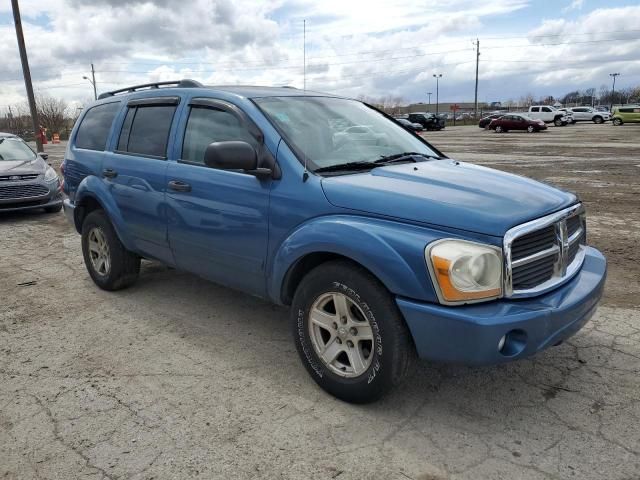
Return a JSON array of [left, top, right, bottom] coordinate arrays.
[[395, 112, 445, 131], [478, 104, 640, 132]]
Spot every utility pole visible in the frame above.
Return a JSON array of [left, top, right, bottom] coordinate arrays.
[[427, 92, 432, 110], [474, 39, 480, 118], [83, 65, 98, 100], [433, 74, 442, 115], [8, 106, 14, 134], [91, 63, 97, 100], [609, 73, 620, 110], [11, 0, 42, 152]]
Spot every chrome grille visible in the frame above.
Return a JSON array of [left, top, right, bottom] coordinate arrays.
[[0, 184, 49, 200], [0, 174, 39, 182], [505, 204, 586, 297]]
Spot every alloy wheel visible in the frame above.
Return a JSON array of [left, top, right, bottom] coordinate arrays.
[[308, 292, 375, 378], [88, 227, 111, 276]]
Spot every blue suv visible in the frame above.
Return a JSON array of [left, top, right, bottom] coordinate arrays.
[[62, 80, 606, 403]]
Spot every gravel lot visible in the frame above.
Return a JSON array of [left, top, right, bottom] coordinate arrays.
[[1, 124, 639, 479]]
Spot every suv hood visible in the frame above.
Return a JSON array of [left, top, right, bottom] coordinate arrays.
[[320, 159, 577, 237], [0, 158, 45, 175]]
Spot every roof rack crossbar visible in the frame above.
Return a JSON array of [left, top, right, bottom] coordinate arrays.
[[98, 79, 203, 100]]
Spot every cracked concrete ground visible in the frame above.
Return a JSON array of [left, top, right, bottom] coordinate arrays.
[[1, 124, 639, 479]]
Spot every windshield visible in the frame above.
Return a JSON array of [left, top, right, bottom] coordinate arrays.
[[0, 137, 37, 162], [254, 96, 439, 172]]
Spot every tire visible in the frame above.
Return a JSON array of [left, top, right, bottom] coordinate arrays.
[[527, 125, 535, 133], [554, 117, 563, 127], [81, 210, 140, 291], [593, 116, 603, 124], [291, 260, 414, 403], [44, 204, 62, 213], [494, 125, 503, 133], [613, 118, 623, 126]]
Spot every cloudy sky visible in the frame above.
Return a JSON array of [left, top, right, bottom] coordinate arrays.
[[1, 0, 639, 111]]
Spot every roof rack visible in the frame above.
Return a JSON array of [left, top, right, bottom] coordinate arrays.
[[97, 79, 203, 100]]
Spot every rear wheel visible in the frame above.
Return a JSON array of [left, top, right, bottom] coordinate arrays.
[[81, 210, 140, 290], [613, 118, 623, 126], [593, 116, 604, 124], [494, 125, 503, 133], [291, 260, 414, 403]]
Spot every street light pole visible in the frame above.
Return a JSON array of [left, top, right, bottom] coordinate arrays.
[[427, 92, 432, 110], [433, 74, 442, 115], [83, 65, 97, 100], [609, 73, 620, 110], [11, 0, 43, 152]]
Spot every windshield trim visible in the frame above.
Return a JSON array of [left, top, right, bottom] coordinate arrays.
[[251, 96, 446, 177]]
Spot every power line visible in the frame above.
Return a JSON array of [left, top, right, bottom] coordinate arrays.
[[2, 32, 639, 84]]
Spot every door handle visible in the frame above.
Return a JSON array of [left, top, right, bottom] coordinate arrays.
[[168, 180, 192, 192], [102, 168, 118, 179]]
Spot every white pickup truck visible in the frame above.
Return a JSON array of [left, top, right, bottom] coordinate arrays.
[[527, 106, 572, 126]]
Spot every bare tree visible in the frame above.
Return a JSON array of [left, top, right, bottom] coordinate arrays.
[[34, 94, 68, 135], [519, 93, 535, 107]]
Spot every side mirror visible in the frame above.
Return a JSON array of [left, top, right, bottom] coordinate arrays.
[[204, 141, 257, 171]]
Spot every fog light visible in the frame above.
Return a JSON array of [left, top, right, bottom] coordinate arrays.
[[498, 329, 528, 357], [498, 335, 507, 352]]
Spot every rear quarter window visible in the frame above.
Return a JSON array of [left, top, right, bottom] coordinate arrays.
[[75, 102, 120, 151]]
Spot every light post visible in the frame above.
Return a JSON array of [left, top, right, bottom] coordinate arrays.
[[609, 73, 620, 110], [83, 76, 96, 100], [427, 92, 432, 110], [433, 74, 442, 115], [83, 63, 97, 100]]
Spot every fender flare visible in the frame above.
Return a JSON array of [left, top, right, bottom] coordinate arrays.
[[74, 176, 136, 251], [267, 215, 445, 305]]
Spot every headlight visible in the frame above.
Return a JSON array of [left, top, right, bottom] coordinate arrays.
[[426, 239, 502, 304], [44, 165, 58, 182]]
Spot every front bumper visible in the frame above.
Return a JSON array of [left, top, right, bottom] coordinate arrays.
[[397, 246, 606, 365], [0, 182, 63, 213]]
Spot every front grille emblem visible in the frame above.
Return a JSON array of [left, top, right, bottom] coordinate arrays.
[[9, 175, 20, 181], [558, 220, 569, 276]]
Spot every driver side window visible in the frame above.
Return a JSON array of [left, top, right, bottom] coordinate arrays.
[[181, 106, 257, 164]]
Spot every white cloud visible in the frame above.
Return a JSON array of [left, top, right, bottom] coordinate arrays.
[[563, 0, 584, 13]]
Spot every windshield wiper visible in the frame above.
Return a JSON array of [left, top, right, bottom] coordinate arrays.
[[315, 161, 379, 173], [374, 152, 441, 164]]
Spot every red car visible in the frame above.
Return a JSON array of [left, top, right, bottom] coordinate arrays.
[[488, 114, 547, 133]]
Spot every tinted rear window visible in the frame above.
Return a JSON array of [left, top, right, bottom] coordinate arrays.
[[119, 105, 176, 158], [75, 102, 120, 151]]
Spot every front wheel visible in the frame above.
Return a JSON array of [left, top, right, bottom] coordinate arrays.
[[291, 260, 414, 403], [593, 116, 603, 124], [554, 117, 563, 127], [494, 125, 503, 133], [613, 118, 623, 126], [81, 210, 140, 291], [527, 125, 535, 133]]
